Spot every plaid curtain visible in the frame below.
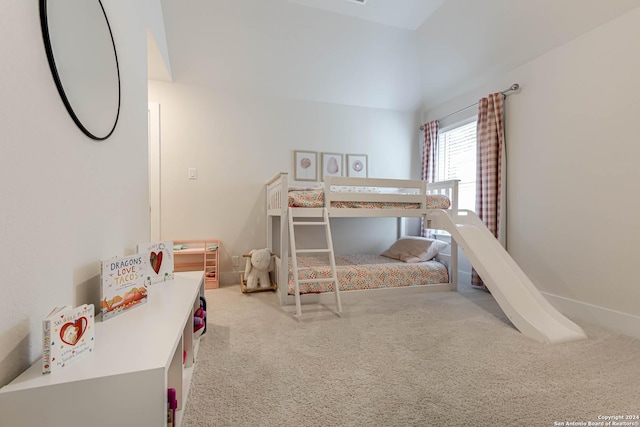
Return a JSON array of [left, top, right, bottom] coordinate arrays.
[[472, 93, 506, 289], [421, 120, 439, 237], [421, 120, 439, 183]]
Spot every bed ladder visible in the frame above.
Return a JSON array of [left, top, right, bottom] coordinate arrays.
[[288, 207, 342, 317]]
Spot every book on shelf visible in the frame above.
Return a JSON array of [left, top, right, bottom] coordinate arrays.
[[137, 241, 175, 285], [42, 304, 95, 374], [100, 253, 150, 321]]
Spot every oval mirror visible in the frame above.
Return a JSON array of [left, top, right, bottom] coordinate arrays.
[[40, 0, 121, 141]]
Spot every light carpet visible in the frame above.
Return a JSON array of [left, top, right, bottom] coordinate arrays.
[[182, 284, 640, 427]]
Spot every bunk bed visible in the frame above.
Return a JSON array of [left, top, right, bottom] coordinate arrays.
[[266, 173, 460, 310]]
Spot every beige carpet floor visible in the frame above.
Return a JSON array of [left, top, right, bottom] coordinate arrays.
[[182, 284, 640, 427]]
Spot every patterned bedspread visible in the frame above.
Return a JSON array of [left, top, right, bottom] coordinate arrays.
[[288, 254, 449, 295], [288, 189, 451, 209]]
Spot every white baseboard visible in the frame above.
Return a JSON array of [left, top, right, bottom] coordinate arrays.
[[542, 292, 640, 340]]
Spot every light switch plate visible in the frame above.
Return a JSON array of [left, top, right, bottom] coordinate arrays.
[[188, 168, 197, 180]]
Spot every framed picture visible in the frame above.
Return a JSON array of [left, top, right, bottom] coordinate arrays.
[[293, 150, 318, 181], [321, 152, 343, 180], [346, 154, 368, 178]]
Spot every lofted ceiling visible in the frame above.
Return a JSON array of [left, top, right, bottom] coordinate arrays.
[[149, 0, 640, 111], [286, 0, 445, 31]]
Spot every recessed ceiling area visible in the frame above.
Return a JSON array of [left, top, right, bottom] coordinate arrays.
[[287, 0, 445, 31]]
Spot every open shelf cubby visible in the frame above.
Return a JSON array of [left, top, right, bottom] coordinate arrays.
[[0, 271, 205, 427]]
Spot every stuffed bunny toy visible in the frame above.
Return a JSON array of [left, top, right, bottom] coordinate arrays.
[[244, 248, 273, 289]]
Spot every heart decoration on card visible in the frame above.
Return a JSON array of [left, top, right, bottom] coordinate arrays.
[[150, 251, 163, 274], [60, 317, 88, 346]]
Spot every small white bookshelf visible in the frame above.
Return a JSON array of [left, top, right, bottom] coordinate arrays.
[[0, 271, 205, 427]]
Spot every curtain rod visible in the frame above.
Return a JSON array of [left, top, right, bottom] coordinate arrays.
[[420, 83, 520, 131]]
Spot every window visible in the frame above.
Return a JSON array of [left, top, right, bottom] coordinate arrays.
[[436, 120, 477, 212]]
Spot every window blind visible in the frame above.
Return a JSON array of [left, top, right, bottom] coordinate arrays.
[[437, 121, 477, 211]]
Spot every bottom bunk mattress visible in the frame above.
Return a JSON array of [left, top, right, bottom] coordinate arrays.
[[287, 254, 449, 295]]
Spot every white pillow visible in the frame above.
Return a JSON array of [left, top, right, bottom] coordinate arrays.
[[380, 237, 448, 263]]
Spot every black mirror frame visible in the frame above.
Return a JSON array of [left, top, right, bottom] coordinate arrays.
[[39, 0, 121, 141]]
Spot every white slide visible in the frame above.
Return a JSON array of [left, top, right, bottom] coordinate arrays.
[[429, 209, 587, 344]]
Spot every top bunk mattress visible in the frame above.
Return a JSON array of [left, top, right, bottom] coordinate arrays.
[[288, 189, 451, 209]]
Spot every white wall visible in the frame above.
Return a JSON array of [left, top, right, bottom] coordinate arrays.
[[0, 2, 149, 386], [148, 81, 420, 282], [424, 7, 640, 336]]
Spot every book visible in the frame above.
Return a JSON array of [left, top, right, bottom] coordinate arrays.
[[100, 253, 150, 320], [137, 241, 174, 285], [167, 388, 177, 426], [42, 304, 95, 374]]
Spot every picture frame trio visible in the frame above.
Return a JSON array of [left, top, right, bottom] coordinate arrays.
[[293, 150, 368, 181]]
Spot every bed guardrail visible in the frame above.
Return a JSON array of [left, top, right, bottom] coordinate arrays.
[[268, 174, 460, 216], [426, 179, 459, 214], [324, 176, 426, 205], [267, 172, 288, 213]]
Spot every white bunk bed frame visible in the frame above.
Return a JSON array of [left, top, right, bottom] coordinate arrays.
[[266, 172, 460, 307]]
